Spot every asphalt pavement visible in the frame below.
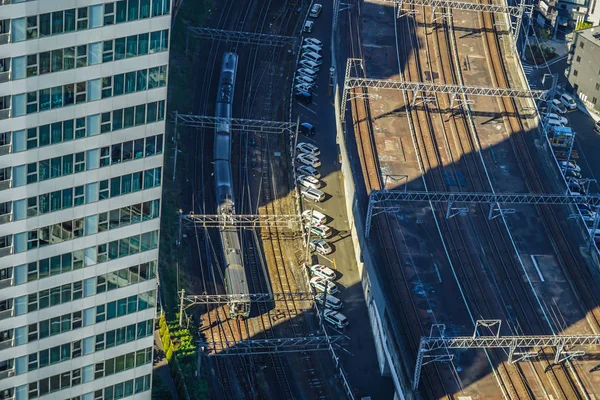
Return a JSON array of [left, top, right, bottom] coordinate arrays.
[[522, 57, 600, 195], [292, 2, 394, 399]]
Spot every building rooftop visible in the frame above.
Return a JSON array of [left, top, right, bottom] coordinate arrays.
[[578, 25, 600, 44]]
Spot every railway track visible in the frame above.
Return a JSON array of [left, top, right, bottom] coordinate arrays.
[[349, 0, 600, 398]]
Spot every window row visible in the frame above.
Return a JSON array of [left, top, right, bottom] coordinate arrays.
[[97, 261, 157, 294], [10, 29, 169, 80], [15, 320, 153, 377], [104, 0, 171, 25], [5, 167, 162, 221], [8, 0, 170, 43], [2, 100, 165, 153], [13, 133, 163, 186], [10, 231, 159, 287], [102, 30, 169, 63], [11, 290, 155, 351], [95, 319, 154, 352], [95, 290, 156, 324], [95, 347, 153, 379], [101, 66, 166, 100], [19, 281, 83, 315], [25, 199, 160, 250], [11, 65, 167, 117], [17, 368, 150, 400], [101, 374, 152, 400]]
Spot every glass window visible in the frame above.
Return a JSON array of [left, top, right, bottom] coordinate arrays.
[[64, 47, 75, 70], [27, 16, 38, 40], [51, 50, 63, 73], [140, 0, 151, 18], [39, 14, 51, 37], [12, 56, 26, 79], [103, 40, 114, 62], [65, 9, 76, 32], [150, 31, 161, 53], [89, 42, 102, 65], [152, 0, 163, 16], [77, 7, 89, 30], [11, 18, 26, 42], [126, 35, 138, 57], [138, 33, 149, 55], [89, 5, 103, 28], [125, 72, 136, 93], [124, 107, 135, 128], [115, 38, 126, 60], [51, 11, 64, 35], [128, 0, 140, 21], [137, 69, 147, 91], [77, 46, 87, 68], [116, 1, 128, 23]]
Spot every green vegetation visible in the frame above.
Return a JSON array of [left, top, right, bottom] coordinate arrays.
[[155, 0, 213, 398], [576, 21, 593, 31], [525, 43, 557, 63], [152, 373, 174, 400]]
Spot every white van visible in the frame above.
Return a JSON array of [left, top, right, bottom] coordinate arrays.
[[302, 209, 327, 225], [324, 310, 348, 329], [302, 44, 322, 55], [304, 38, 323, 47], [302, 52, 323, 65], [307, 224, 332, 238], [301, 187, 326, 202], [315, 293, 342, 310], [560, 93, 577, 110], [546, 113, 568, 125], [309, 3, 322, 18]]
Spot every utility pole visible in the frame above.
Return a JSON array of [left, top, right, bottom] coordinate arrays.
[[179, 289, 185, 327], [304, 209, 314, 264]]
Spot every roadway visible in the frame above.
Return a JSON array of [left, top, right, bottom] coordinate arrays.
[[292, 1, 395, 399]]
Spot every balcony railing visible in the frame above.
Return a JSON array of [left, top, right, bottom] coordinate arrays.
[[0, 309, 12, 321], [0, 181, 10, 191], [0, 215, 11, 225], [0, 34, 8, 46], [0, 338, 13, 351], [0, 369, 14, 381], [0, 278, 12, 290], [0, 109, 9, 121], [0, 72, 8, 84]]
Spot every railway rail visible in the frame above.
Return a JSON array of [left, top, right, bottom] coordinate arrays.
[[350, 0, 600, 398]]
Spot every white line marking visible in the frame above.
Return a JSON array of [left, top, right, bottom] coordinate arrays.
[[530, 255, 545, 282], [433, 263, 442, 283], [298, 103, 317, 114]]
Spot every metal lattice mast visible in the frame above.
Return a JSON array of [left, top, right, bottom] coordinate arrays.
[[186, 27, 297, 47], [174, 114, 298, 134], [200, 336, 345, 355], [413, 321, 600, 389], [340, 58, 363, 122], [181, 213, 302, 230], [345, 77, 549, 99], [365, 190, 600, 236]]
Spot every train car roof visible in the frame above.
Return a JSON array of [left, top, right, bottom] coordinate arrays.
[[225, 264, 248, 294]]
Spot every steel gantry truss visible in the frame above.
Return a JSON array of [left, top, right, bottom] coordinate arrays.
[[180, 212, 302, 230], [186, 27, 296, 48], [365, 190, 600, 236], [182, 292, 314, 306], [384, 0, 525, 17], [174, 113, 298, 135], [200, 335, 345, 356], [340, 59, 549, 122], [413, 321, 600, 390]]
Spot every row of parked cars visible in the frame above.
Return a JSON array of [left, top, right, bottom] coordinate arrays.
[[294, 37, 324, 105], [306, 263, 349, 329]]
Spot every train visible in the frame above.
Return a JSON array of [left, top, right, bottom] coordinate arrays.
[[214, 53, 251, 318]]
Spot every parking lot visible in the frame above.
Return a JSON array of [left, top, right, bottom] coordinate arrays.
[[291, 2, 394, 399]]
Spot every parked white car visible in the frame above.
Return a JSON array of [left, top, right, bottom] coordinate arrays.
[[296, 153, 321, 168], [310, 277, 338, 294], [310, 264, 337, 280], [546, 113, 568, 125], [297, 174, 322, 189], [297, 142, 320, 156], [304, 37, 323, 47], [323, 309, 348, 328], [297, 68, 318, 79], [302, 209, 327, 224], [297, 165, 321, 179], [299, 59, 321, 72], [309, 239, 332, 255]]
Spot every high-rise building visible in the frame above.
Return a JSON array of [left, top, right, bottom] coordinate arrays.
[[0, 1, 170, 398]]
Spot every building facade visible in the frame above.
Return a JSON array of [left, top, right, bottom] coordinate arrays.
[[567, 25, 600, 112], [535, 0, 600, 38], [0, 0, 170, 398]]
